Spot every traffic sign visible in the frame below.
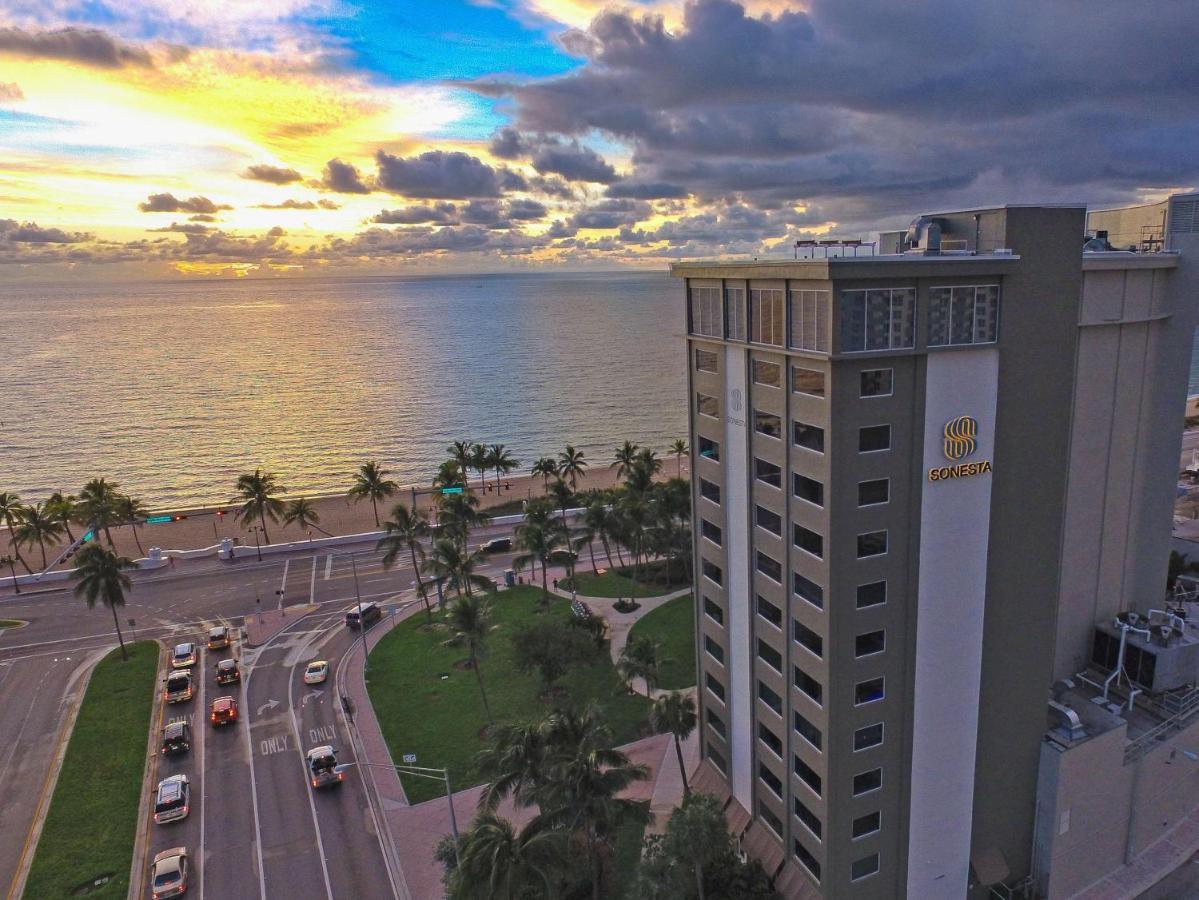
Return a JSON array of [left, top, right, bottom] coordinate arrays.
[[440, 487, 464, 495], [82, 530, 95, 543], [145, 514, 173, 525], [402, 753, 417, 764]]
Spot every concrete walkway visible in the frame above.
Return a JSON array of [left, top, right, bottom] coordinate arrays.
[[1071, 809, 1199, 899]]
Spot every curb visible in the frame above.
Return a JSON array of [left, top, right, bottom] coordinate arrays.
[[128, 642, 167, 900], [4, 645, 113, 900]]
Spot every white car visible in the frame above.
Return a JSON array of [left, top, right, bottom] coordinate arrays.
[[303, 660, 329, 685], [151, 846, 189, 898]]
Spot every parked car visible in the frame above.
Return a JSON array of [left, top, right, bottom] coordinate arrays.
[[153, 774, 191, 824], [479, 536, 512, 554], [307, 745, 344, 788], [160, 721, 191, 755], [345, 601, 381, 628], [210, 696, 238, 726], [150, 847, 189, 899], [547, 548, 578, 565], [164, 671, 193, 704], [170, 642, 197, 669], [214, 658, 240, 685], [303, 660, 329, 685], [206, 625, 230, 650]]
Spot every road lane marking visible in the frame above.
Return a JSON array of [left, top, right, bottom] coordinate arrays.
[[308, 724, 336, 744], [240, 665, 268, 900], [256, 699, 280, 717], [278, 560, 290, 610], [309, 556, 317, 606], [259, 734, 291, 756], [286, 644, 334, 900], [301, 689, 324, 708], [324, 555, 333, 580], [197, 646, 208, 900]]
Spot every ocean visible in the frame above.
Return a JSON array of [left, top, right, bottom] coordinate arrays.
[[0, 271, 688, 509]]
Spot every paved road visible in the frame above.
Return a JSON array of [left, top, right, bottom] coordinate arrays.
[[0, 525, 522, 899]]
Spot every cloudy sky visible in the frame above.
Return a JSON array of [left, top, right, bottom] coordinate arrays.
[[1, 0, 1196, 279]]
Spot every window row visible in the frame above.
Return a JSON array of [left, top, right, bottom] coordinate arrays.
[[791, 803, 881, 846], [687, 286, 831, 352], [793, 843, 878, 885], [840, 285, 1000, 354]]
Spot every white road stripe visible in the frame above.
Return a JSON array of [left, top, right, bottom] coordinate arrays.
[[278, 560, 290, 610], [309, 556, 317, 606], [324, 555, 333, 581]]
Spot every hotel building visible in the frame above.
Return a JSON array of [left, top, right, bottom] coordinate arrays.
[[672, 195, 1199, 898]]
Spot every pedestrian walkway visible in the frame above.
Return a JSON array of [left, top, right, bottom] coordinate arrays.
[[1070, 809, 1199, 899], [242, 604, 316, 646]]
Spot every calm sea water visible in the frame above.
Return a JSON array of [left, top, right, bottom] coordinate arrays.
[[0, 271, 687, 509]]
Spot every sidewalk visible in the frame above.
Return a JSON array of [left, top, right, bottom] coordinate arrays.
[[1071, 810, 1199, 899], [242, 604, 317, 647]]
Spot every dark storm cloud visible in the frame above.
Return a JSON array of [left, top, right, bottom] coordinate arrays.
[[0, 26, 156, 69], [487, 128, 617, 183], [322, 225, 548, 256], [242, 164, 303, 185], [569, 198, 651, 230], [138, 193, 232, 214], [372, 202, 459, 225], [506, 198, 548, 221], [0, 219, 91, 243], [606, 181, 690, 200], [374, 149, 509, 199], [321, 158, 371, 194], [489, 127, 528, 160]]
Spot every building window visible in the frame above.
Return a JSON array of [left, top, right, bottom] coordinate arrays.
[[852, 811, 881, 839], [854, 676, 884, 706], [755, 458, 782, 488], [697, 392, 719, 418], [758, 679, 783, 715], [702, 559, 724, 586], [793, 571, 824, 610], [697, 435, 720, 462], [700, 518, 722, 545], [694, 348, 719, 373], [794, 421, 825, 453], [840, 288, 916, 352], [858, 479, 889, 506], [703, 595, 724, 625], [794, 754, 822, 797], [793, 473, 824, 507], [794, 621, 823, 658], [794, 710, 823, 751], [794, 796, 823, 841], [704, 635, 725, 665], [706, 673, 725, 703], [860, 368, 893, 398], [690, 286, 722, 338], [859, 424, 891, 452], [755, 505, 782, 535], [751, 288, 785, 346], [793, 366, 826, 398], [789, 289, 830, 352], [759, 801, 784, 838], [928, 285, 1000, 347], [854, 723, 884, 752], [853, 768, 883, 797], [795, 666, 823, 705], [857, 581, 887, 609], [699, 478, 721, 505], [726, 287, 746, 341], [759, 722, 783, 757], [756, 551, 783, 584], [759, 762, 783, 798], [708, 746, 727, 775], [752, 359, 782, 388], [856, 630, 885, 658], [758, 639, 783, 673], [757, 595, 782, 628], [754, 410, 782, 439], [707, 707, 727, 738], [851, 853, 880, 882], [794, 839, 822, 881], [794, 524, 823, 559], [857, 530, 888, 558]]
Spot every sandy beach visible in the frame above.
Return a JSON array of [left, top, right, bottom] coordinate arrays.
[[1, 459, 691, 572]]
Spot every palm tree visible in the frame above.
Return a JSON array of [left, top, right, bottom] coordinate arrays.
[[636, 447, 662, 478], [426, 538, 493, 599], [669, 439, 688, 478], [72, 544, 136, 660], [448, 441, 475, 489], [469, 443, 490, 493], [531, 457, 558, 492], [487, 444, 519, 493], [444, 592, 495, 724], [513, 508, 565, 602], [557, 445, 587, 490], [113, 494, 147, 556], [378, 503, 433, 623], [547, 478, 574, 526], [45, 492, 78, 543], [233, 468, 285, 545], [451, 813, 564, 900], [282, 497, 323, 537], [348, 461, 398, 527], [78, 478, 120, 547], [15, 502, 65, 570], [1, 554, 21, 593], [583, 500, 617, 571], [651, 692, 697, 796], [616, 492, 650, 590], [438, 491, 488, 552], [434, 460, 467, 491], [617, 634, 663, 694], [612, 441, 640, 479], [0, 492, 31, 576], [477, 721, 549, 812]]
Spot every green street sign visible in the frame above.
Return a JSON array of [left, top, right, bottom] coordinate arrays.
[[145, 514, 173, 525], [82, 530, 95, 543], [440, 487, 464, 495]]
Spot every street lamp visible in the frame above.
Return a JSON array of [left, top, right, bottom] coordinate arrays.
[[335, 761, 461, 865]]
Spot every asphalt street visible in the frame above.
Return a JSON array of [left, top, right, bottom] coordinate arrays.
[[0, 523, 523, 899]]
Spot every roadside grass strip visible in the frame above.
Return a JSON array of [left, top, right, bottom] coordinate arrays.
[[627, 594, 697, 690], [24, 641, 159, 898], [367, 586, 652, 803], [0, 618, 25, 629], [564, 560, 690, 599]]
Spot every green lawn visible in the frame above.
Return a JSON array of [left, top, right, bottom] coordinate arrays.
[[564, 559, 691, 599], [627, 595, 697, 690], [367, 586, 653, 803], [25, 641, 159, 898]]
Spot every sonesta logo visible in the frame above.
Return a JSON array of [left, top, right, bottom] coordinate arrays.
[[929, 415, 992, 482]]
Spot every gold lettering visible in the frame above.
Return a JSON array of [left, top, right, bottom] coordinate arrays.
[[927, 460, 993, 482]]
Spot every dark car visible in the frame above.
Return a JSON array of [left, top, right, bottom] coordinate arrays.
[[307, 745, 344, 789], [479, 537, 512, 554], [547, 548, 578, 565], [214, 658, 240, 685], [345, 602, 382, 628], [160, 721, 191, 755]]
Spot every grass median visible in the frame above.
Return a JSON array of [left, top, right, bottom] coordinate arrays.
[[367, 586, 652, 803], [563, 559, 690, 599], [627, 594, 697, 690], [24, 641, 159, 898]]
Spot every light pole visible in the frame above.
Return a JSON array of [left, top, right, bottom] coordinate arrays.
[[349, 551, 368, 670], [250, 525, 263, 562], [336, 761, 460, 865]]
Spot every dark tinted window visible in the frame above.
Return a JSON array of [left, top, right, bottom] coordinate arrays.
[[752, 359, 782, 387], [795, 796, 822, 839], [854, 723, 884, 751], [793, 473, 824, 506], [856, 630, 886, 657], [794, 524, 823, 558], [757, 594, 782, 628], [702, 559, 723, 585], [853, 768, 883, 796], [755, 504, 782, 535], [793, 366, 825, 398], [858, 479, 889, 506], [794, 754, 822, 796], [708, 746, 727, 774], [857, 530, 887, 558], [756, 550, 782, 583], [855, 676, 884, 705], [794, 421, 825, 453], [759, 800, 783, 837], [758, 639, 782, 672], [794, 710, 822, 750], [697, 435, 720, 461], [707, 707, 726, 738], [793, 571, 824, 609], [754, 410, 782, 439], [851, 853, 880, 881], [857, 581, 887, 609], [794, 839, 821, 880], [852, 811, 881, 839], [759, 722, 783, 756], [860, 368, 893, 397], [706, 673, 725, 702], [699, 478, 720, 504], [704, 635, 724, 664], [755, 457, 782, 488], [759, 761, 783, 797], [794, 620, 823, 658], [795, 666, 823, 705], [700, 518, 722, 545], [859, 424, 891, 452], [702, 595, 723, 624], [758, 679, 783, 714]]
